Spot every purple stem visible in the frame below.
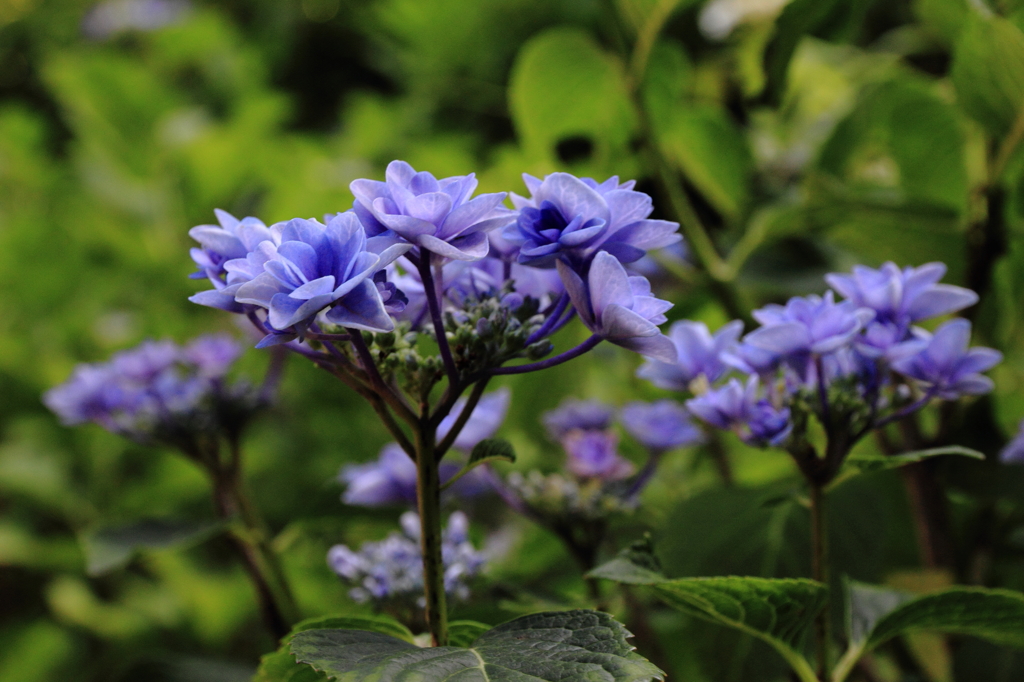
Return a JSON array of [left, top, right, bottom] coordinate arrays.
[[548, 308, 578, 336], [417, 254, 460, 383], [306, 331, 352, 342], [624, 448, 666, 499], [526, 292, 570, 345], [873, 388, 940, 430], [489, 335, 602, 376]]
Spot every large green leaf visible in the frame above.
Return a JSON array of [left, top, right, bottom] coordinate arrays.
[[290, 610, 663, 681], [81, 518, 225, 576], [828, 446, 984, 489], [658, 104, 752, 221], [832, 584, 1024, 682], [508, 27, 636, 163], [255, 615, 415, 682], [650, 578, 824, 682], [951, 12, 1024, 137]]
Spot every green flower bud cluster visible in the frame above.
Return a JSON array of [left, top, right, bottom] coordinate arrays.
[[362, 325, 445, 400], [506, 470, 638, 522], [443, 291, 553, 376]]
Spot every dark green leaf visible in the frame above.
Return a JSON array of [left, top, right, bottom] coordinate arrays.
[[468, 438, 515, 466], [651, 577, 824, 682], [833, 585, 1024, 682], [82, 518, 225, 576], [446, 621, 491, 648], [290, 610, 664, 681], [588, 536, 667, 586], [255, 615, 414, 682]]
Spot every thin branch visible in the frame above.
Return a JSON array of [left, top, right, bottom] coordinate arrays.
[[489, 335, 603, 375], [526, 292, 570, 345], [434, 378, 490, 462]]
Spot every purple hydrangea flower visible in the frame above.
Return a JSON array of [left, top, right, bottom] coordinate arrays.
[[686, 377, 791, 446], [349, 161, 514, 261], [437, 387, 511, 451], [561, 429, 635, 481], [1000, 420, 1024, 464], [341, 389, 510, 507], [82, 0, 190, 40], [327, 511, 485, 604], [234, 213, 408, 344], [505, 173, 681, 269], [558, 252, 676, 362], [637, 320, 743, 391], [825, 262, 977, 328], [620, 400, 705, 451], [340, 443, 492, 507], [542, 399, 615, 440], [890, 319, 1001, 399], [188, 211, 279, 313], [744, 292, 874, 372], [44, 336, 252, 443]]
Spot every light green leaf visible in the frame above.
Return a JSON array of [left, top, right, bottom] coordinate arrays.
[[290, 610, 664, 681], [833, 585, 1024, 682], [82, 518, 225, 576], [658, 105, 752, 220], [508, 27, 636, 162], [650, 577, 825, 682], [446, 621, 491, 648], [255, 615, 414, 682], [951, 13, 1024, 137]]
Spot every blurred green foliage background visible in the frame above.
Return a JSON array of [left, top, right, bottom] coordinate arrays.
[[4, 0, 1024, 680]]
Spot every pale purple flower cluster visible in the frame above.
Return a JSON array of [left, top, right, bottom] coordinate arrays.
[[638, 262, 1000, 449], [189, 161, 682, 362], [1000, 420, 1024, 465], [327, 511, 485, 604], [44, 335, 255, 445], [340, 389, 510, 507]]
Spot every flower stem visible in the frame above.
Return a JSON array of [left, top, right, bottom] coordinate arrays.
[[415, 420, 448, 646], [526, 292, 570, 345], [209, 438, 299, 640], [418, 254, 460, 385], [810, 482, 831, 679], [489, 335, 602, 375]]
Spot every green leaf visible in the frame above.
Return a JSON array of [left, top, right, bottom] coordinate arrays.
[[833, 584, 1024, 682], [468, 438, 515, 466], [587, 536, 667, 586], [951, 12, 1024, 137], [446, 621, 491, 648], [828, 446, 985, 490], [441, 438, 515, 492], [508, 27, 636, 163], [81, 518, 225, 576], [650, 577, 825, 682], [658, 104, 752, 221], [255, 615, 415, 682], [290, 610, 664, 681]]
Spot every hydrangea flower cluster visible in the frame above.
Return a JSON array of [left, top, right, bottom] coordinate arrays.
[[44, 335, 258, 448], [500, 396, 703, 522], [188, 161, 681, 364], [340, 389, 510, 507], [327, 511, 485, 605], [639, 262, 999, 484]]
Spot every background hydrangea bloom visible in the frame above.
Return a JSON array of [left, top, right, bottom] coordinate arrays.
[[349, 160, 514, 261], [890, 319, 1002, 399], [825, 262, 978, 328], [44, 335, 254, 443], [506, 172, 680, 270], [542, 399, 615, 439], [327, 511, 485, 605], [558, 252, 676, 362], [620, 400, 704, 451], [561, 429, 635, 481], [686, 377, 791, 446], [637, 320, 743, 390]]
